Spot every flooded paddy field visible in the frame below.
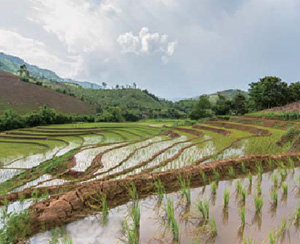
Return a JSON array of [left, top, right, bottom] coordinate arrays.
[[0, 118, 299, 243]]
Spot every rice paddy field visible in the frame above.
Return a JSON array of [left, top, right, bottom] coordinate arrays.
[[0, 117, 299, 244]]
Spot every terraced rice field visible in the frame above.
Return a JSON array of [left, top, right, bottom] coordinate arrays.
[[0, 118, 299, 244]]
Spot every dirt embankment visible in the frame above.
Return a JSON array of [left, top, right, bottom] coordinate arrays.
[[22, 153, 299, 240], [236, 116, 295, 129], [175, 128, 204, 137], [192, 124, 231, 136], [206, 121, 271, 135]]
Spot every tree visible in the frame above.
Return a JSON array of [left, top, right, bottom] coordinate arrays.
[[133, 82, 137, 89], [96, 107, 124, 122], [102, 82, 107, 89], [289, 82, 300, 102], [213, 94, 232, 115], [231, 94, 248, 115], [248, 76, 290, 111], [17, 64, 30, 82], [189, 95, 213, 120]]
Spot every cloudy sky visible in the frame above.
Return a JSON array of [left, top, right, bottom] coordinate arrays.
[[1, 0, 300, 99]]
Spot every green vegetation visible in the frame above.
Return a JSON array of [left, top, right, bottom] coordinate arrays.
[[248, 111, 300, 121], [223, 188, 230, 208], [0, 211, 32, 244], [0, 106, 94, 132]]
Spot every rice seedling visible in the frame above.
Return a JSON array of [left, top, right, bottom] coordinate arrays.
[[154, 179, 165, 200], [281, 182, 288, 195], [213, 170, 220, 182], [272, 173, 279, 187], [201, 172, 207, 184], [270, 189, 278, 207], [279, 168, 288, 181], [235, 180, 243, 194], [239, 207, 245, 227], [128, 182, 138, 202], [0, 198, 9, 220], [294, 205, 300, 223], [18, 194, 26, 203], [243, 237, 253, 244], [228, 167, 235, 178], [208, 218, 217, 236], [269, 230, 280, 244], [279, 217, 288, 233], [254, 195, 264, 213], [178, 175, 191, 204], [101, 194, 109, 225], [123, 219, 138, 244], [240, 187, 247, 203], [248, 174, 252, 186], [241, 162, 247, 174], [131, 203, 141, 231], [256, 183, 262, 195], [267, 159, 275, 170], [165, 198, 180, 242], [196, 198, 209, 221], [31, 189, 39, 202], [210, 181, 217, 195], [256, 161, 263, 175], [223, 188, 230, 208], [288, 157, 295, 170]]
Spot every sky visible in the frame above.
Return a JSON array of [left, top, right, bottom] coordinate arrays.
[[0, 0, 300, 99]]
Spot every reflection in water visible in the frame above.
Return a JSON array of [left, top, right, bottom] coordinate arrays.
[[30, 167, 300, 244]]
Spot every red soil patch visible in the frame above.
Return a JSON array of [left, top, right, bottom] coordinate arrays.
[[264, 101, 300, 112], [161, 130, 180, 138], [175, 128, 204, 137], [0, 71, 95, 115], [236, 116, 294, 129], [207, 121, 271, 135], [192, 124, 231, 136]]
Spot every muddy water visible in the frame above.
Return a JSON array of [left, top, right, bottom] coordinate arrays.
[[30, 167, 300, 244]]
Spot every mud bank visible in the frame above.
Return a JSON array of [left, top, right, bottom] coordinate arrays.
[[10, 153, 298, 241]]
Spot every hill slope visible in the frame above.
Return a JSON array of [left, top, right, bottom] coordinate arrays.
[[0, 71, 95, 115], [265, 101, 300, 112], [67, 87, 178, 118], [0, 52, 102, 88]]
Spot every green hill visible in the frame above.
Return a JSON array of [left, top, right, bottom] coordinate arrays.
[[0, 52, 102, 88], [67, 87, 180, 119], [0, 52, 63, 81]]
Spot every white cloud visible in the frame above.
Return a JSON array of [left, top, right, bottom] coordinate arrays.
[[117, 32, 140, 54], [0, 29, 81, 77], [117, 27, 177, 63], [29, 0, 117, 53], [1, 0, 300, 98]]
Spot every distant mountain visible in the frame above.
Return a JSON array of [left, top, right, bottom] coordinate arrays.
[[208, 89, 248, 103], [0, 52, 63, 81], [0, 71, 95, 115], [0, 52, 102, 89], [64, 79, 103, 89]]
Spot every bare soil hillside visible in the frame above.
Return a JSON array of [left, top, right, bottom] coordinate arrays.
[[0, 71, 95, 114], [265, 101, 300, 112]]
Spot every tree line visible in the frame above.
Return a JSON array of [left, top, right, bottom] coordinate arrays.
[[189, 76, 300, 120]]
